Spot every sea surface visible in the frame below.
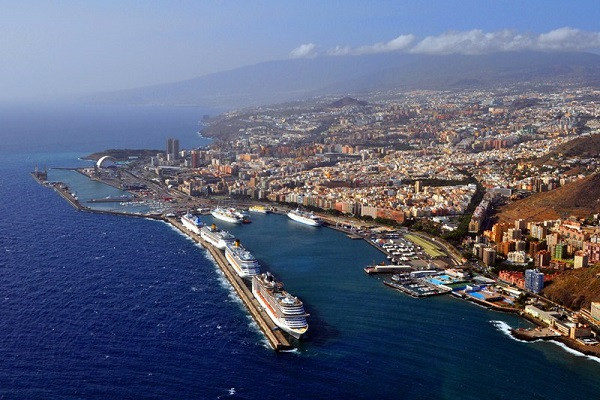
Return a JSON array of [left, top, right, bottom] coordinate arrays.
[[1, 104, 600, 399]]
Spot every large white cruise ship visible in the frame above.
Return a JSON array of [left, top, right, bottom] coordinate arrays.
[[252, 272, 309, 339], [181, 213, 203, 234], [200, 224, 236, 249], [287, 208, 322, 226], [224, 240, 261, 278], [211, 207, 242, 224]]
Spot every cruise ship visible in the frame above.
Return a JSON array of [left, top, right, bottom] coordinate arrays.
[[181, 213, 203, 234], [200, 224, 236, 249], [211, 207, 242, 224], [252, 272, 309, 339], [287, 208, 322, 226], [224, 240, 261, 278]]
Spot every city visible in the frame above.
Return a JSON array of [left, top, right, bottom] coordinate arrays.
[[6, 2, 600, 399], [38, 84, 600, 359]]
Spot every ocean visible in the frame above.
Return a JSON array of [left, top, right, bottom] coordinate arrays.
[[1, 104, 600, 399]]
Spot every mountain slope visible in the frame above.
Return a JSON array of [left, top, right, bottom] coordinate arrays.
[[534, 134, 600, 166], [85, 51, 600, 108], [543, 265, 600, 310], [495, 173, 600, 223]]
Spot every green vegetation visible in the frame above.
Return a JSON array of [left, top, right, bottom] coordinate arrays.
[[404, 218, 443, 236], [405, 234, 445, 257], [442, 175, 485, 245]]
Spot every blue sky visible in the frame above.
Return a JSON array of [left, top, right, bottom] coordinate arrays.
[[1, 1, 599, 100]]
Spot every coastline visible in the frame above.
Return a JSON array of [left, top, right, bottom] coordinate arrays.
[[511, 311, 600, 359], [32, 170, 600, 360]]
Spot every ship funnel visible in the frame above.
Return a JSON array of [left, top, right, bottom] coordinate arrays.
[[234, 239, 240, 247], [211, 224, 216, 230]]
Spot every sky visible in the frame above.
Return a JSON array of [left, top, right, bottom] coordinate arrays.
[[1, 0, 599, 101]]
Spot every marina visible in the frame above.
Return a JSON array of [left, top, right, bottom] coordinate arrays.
[[384, 276, 452, 297]]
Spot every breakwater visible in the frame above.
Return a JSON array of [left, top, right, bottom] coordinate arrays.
[[167, 218, 292, 351], [32, 173, 293, 351]]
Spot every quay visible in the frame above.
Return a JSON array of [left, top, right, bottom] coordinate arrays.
[[167, 218, 293, 351], [364, 264, 412, 275], [88, 196, 135, 203], [383, 279, 451, 298]]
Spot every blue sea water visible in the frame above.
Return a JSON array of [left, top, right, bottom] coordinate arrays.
[[1, 104, 600, 399]]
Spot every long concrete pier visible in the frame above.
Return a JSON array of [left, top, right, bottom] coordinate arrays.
[[167, 219, 293, 351], [33, 174, 293, 351]]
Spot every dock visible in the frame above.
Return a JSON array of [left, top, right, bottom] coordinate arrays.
[[383, 279, 451, 298], [88, 197, 135, 203], [167, 218, 293, 351], [364, 264, 413, 274], [33, 174, 294, 351]]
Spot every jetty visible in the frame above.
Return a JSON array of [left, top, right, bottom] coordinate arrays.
[[383, 279, 451, 297], [167, 218, 293, 351], [32, 173, 293, 351], [364, 264, 412, 274]]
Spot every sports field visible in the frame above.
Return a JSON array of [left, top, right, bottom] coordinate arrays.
[[405, 234, 446, 258]]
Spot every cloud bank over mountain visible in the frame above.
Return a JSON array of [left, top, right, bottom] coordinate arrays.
[[291, 27, 600, 58]]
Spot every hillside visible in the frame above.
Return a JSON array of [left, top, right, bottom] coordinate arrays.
[[328, 97, 368, 108], [84, 51, 600, 108], [534, 134, 600, 166], [542, 265, 600, 310], [495, 173, 600, 224]]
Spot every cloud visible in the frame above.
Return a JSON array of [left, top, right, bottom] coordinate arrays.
[[328, 34, 415, 56], [410, 27, 600, 55], [293, 27, 600, 59], [536, 27, 600, 51], [289, 43, 317, 58]]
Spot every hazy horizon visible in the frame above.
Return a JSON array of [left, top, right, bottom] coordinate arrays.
[[1, 1, 600, 102]]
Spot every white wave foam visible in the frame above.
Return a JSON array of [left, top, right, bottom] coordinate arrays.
[[491, 321, 600, 364], [160, 220, 273, 346], [279, 348, 300, 354], [489, 320, 541, 344], [548, 340, 600, 364], [217, 387, 236, 399]]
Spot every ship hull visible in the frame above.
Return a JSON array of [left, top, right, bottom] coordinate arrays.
[[287, 211, 321, 226], [181, 217, 201, 234], [211, 211, 242, 224], [252, 286, 308, 339], [224, 248, 259, 278]]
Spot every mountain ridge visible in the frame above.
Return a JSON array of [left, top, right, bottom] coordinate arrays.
[[495, 173, 600, 224], [83, 51, 600, 109]]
